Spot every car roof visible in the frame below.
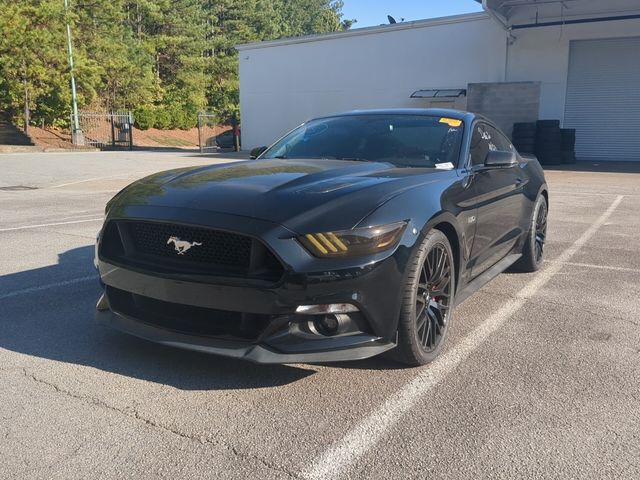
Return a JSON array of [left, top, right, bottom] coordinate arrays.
[[316, 108, 478, 123]]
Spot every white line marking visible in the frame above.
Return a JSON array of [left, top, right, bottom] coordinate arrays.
[[49, 176, 111, 188], [58, 212, 104, 219], [0, 275, 97, 300], [0, 218, 103, 232], [303, 194, 625, 480], [49, 172, 150, 189], [552, 191, 640, 197], [551, 260, 640, 274]]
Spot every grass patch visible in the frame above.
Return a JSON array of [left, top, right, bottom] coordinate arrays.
[[147, 135, 194, 147]]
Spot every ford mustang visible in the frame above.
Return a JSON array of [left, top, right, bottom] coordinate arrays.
[[95, 109, 548, 366]]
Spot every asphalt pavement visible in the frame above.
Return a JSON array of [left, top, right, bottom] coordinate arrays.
[[0, 151, 638, 479]]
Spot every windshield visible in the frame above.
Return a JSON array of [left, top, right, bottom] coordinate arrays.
[[261, 114, 464, 167]]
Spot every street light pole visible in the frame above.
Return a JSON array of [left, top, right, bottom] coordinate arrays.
[[64, 0, 83, 145]]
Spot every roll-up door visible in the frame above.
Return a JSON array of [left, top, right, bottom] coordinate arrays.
[[565, 37, 640, 161]]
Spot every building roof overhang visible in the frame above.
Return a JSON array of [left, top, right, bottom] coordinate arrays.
[[476, 0, 640, 27]]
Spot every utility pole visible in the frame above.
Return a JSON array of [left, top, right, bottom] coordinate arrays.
[[64, 0, 83, 145]]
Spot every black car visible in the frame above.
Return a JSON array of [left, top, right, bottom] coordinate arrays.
[[215, 128, 240, 149], [95, 109, 548, 366]]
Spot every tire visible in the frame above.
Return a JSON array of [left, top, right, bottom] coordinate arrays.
[[513, 195, 548, 272], [513, 123, 536, 136], [514, 141, 535, 150], [514, 122, 536, 128], [537, 120, 560, 129], [513, 134, 536, 143], [393, 230, 455, 366], [561, 151, 576, 164], [515, 146, 535, 154]]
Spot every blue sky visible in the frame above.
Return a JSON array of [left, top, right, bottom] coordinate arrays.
[[341, 0, 483, 28]]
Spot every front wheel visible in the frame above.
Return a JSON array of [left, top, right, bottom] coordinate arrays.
[[393, 230, 455, 366], [513, 194, 548, 272]]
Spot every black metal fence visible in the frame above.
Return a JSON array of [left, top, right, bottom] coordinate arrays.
[[72, 111, 133, 149]]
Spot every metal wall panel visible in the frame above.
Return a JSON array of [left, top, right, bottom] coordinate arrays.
[[565, 37, 640, 161]]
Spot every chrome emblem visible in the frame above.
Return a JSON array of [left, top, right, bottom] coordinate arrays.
[[167, 236, 202, 255]]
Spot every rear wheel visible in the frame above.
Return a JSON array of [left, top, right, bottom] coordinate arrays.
[[513, 194, 548, 272], [394, 230, 455, 366]]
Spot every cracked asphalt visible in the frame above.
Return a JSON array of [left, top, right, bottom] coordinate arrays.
[[1, 151, 639, 479]]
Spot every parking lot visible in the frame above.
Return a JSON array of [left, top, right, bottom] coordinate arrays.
[[1, 151, 639, 479]]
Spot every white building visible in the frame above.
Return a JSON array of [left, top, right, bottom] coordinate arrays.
[[237, 0, 640, 162]]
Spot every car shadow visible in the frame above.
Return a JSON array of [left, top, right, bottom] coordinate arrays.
[[0, 245, 314, 391]]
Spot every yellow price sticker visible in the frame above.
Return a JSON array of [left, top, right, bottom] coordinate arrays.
[[439, 118, 463, 128]]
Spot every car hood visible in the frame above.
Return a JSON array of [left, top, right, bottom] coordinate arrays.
[[111, 159, 452, 232]]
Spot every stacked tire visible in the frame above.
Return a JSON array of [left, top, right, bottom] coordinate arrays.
[[560, 128, 577, 164], [512, 122, 536, 154], [535, 120, 562, 165]]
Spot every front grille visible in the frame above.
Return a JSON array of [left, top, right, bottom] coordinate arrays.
[[100, 220, 284, 280], [130, 222, 252, 268], [107, 286, 270, 340]]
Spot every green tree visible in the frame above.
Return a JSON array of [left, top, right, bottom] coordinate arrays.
[[0, 0, 352, 129], [0, 1, 69, 126]]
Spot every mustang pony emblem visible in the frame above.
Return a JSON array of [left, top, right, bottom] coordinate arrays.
[[167, 236, 202, 255]]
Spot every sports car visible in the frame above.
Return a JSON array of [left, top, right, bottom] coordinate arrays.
[[95, 109, 548, 366]]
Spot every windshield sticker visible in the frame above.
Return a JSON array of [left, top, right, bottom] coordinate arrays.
[[435, 162, 455, 170], [439, 118, 462, 128]]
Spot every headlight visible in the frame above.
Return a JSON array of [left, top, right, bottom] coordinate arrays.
[[299, 221, 407, 258]]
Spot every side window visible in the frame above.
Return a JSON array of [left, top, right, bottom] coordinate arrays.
[[470, 123, 514, 166], [470, 123, 491, 166], [486, 125, 514, 152]]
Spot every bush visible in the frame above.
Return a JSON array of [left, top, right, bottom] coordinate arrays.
[[153, 108, 171, 129], [134, 104, 197, 130], [134, 106, 155, 130], [169, 106, 196, 130]]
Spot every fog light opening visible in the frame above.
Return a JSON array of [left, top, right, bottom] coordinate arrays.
[[309, 313, 356, 337], [313, 315, 339, 336]]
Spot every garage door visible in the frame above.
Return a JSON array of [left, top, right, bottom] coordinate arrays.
[[564, 37, 640, 161]]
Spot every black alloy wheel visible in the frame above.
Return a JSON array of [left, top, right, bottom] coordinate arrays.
[[512, 194, 548, 273], [394, 229, 455, 366], [534, 199, 548, 262], [415, 244, 452, 352]]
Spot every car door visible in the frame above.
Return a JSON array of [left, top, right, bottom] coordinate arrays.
[[467, 122, 527, 277]]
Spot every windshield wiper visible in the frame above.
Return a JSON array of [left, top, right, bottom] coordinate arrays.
[[274, 155, 288, 159], [336, 157, 369, 162]]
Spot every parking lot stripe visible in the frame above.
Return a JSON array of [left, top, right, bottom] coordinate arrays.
[[0, 275, 98, 301], [552, 260, 640, 274], [0, 218, 103, 232], [303, 194, 624, 480], [49, 172, 151, 189]]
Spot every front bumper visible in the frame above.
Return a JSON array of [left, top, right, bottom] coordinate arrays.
[[95, 207, 413, 363], [95, 256, 400, 363]]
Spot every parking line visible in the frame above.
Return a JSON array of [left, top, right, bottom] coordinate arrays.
[[552, 260, 640, 274], [49, 171, 151, 189], [0, 218, 103, 232], [302, 194, 624, 480], [0, 275, 98, 301], [552, 191, 640, 197]]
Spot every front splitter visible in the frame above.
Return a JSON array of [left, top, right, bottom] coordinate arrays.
[[95, 296, 395, 364]]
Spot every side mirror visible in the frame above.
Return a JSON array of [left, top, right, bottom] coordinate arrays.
[[250, 146, 267, 159], [484, 150, 517, 168]]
